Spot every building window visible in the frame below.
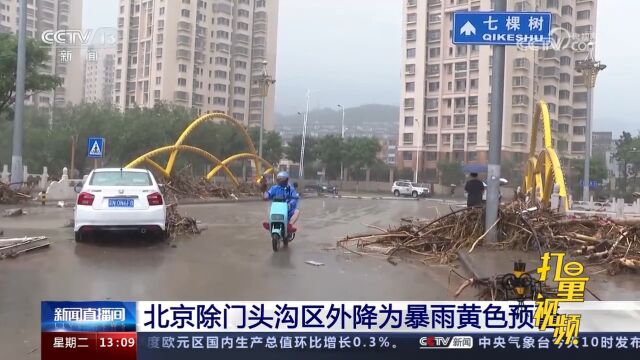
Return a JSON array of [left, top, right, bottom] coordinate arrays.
[[559, 90, 570, 100], [455, 79, 466, 92], [560, 73, 571, 83], [215, 57, 228, 65], [573, 92, 587, 102], [442, 134, 451, 144], [178, 64, 187, 72], [178, 78, 187, 86], [155, 77, 161, 85], [405, 82, 415, 92], [425, 98, 438, 110], [407, 13, 417, 23], [546, 0, 559, 9], [560, 56, 571, 65], [548, 103, 556, 113], [561, 23, 572, 32], [470, 60, 479, 70], [427, 30, 440, 41], [159, 7, 165, 15], [403, 133, 414, 145], [425, 152, 437, 161], [561, 5, 573, 16], [404, 98, 414, 109], [213, 84, 226, 92], [544, 85, 557, 95], [217, 17, 230, 26], [405, 64, 415, 74], [238, 9, 250, 17], [234, 74, 247, 82], [214, 70, 227, 79], [217, 30, 229, 39], [429, 47, 440, 58], [427, 64, 439, 76], [404, 116, 414, 126], [428, 82, 439, 92], [213, 97, 226, 105], [454, 62, 467, 72], [403, 152, 412, 161], [571, 142, 585, 152], [406, 48, 416, 58], [577, 10, 590, 20], [181, 9, 190, 17], [427, 117, 438, 127], [406, 30, 416, 41], [425, 134, 438, 145], [233, 100, 245, 108], [559, 124, 569, 133], [573, 108, 587, 117], [512, 95, 529, 105], [237, 22, 249, 31], [512, 133, 526, 144], [235, 60, 247, 69], [513, 113, 528, 125], [468, 133, 477, 144], [468, 96, 478, 107], [573, 126, 586, 135], [233, 87, 245, 95], [468, 115, 477, 126], [514, 57, 530, 69]]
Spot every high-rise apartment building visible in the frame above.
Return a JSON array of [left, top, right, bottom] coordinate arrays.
[[83, 47, 116, 104], [114, 0, 279, 129], [398, 0, 597, 181], [0, 0, 84, 106]]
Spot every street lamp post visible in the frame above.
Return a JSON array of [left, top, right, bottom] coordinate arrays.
[[10, 0, 28, 188], [298, 90, 310, 180], [576, 46, 606, 203], [414, 118, 421, 183], [337, 105, 345, 181], [255, 61, 276, 164]]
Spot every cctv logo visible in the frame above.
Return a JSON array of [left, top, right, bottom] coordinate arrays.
[[419, 336, 473, 349]]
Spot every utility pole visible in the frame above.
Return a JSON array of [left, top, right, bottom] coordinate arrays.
[[576, 45, 606, 203], [10, 0, 28, 189], [485, 0, 507, 243], [337, 104, 345, 181], [299, 90, 310, 180], [256, 61, 275, 167]]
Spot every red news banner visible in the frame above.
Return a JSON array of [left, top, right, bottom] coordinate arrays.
[[41, 301, 137, 360]]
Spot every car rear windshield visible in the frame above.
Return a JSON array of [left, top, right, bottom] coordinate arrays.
[[89, 171, 152, 186]]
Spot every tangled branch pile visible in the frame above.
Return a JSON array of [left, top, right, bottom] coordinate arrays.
[[165, 203, 200, 239], [338, 201, 640, 274], [0, 182, 31, 204], [159, 171, 261, 201]]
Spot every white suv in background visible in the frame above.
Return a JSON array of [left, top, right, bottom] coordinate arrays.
[[392, 181, 430, 198]]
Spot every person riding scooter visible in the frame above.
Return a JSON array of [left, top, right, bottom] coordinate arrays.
[[260, 171, 300, 233]]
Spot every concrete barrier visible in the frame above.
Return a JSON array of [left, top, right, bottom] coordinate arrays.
[[45, 167, 83, 201]]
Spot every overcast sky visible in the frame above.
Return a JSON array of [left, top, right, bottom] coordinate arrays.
[[85, 0, 639, 135]]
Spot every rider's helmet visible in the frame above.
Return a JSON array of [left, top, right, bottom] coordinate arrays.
[[276, 171, 289, 187]]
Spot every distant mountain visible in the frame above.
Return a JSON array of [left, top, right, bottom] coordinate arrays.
[[275, 104, 399, 141]]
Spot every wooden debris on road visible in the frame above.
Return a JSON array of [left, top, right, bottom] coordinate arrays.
[[338, 201, 640, 274], [159, 168, 261, 201], [3, 208, 25, 217], [165, 203, 200, 239], [0, 182, 31, 204], [0, 236, 50, 259]]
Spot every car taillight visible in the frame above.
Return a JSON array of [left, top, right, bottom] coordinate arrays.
[[77, 192, 95, 206], [147, 192, 163, 206]]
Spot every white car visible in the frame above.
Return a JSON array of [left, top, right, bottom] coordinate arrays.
[[74, 168, 166, 241], [392, 181, 429, 198]]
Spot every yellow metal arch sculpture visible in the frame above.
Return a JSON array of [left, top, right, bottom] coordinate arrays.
[[165, 112, 258, 175], [523, 101, 569, 210], [124, 113, 275, 188]]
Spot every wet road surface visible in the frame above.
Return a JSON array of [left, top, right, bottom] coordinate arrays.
[[0, 198, 457, 359], [1, 198, 639, 359]]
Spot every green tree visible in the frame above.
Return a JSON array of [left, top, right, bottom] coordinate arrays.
[[0, 33, 62, 118], [437, 161, 465, 185], [248, 127, 283, 165], [342, 137, 381, 172], [284, 134, 317, 164], [315, 135, 344, 179]]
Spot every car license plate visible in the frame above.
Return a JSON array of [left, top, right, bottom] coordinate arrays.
[[108, 199, 134, 208]]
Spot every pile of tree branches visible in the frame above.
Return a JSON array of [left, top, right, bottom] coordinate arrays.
[[165, 203, 200, 239], [338, 201, 640, 275], [0, 182, 31, 204]]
